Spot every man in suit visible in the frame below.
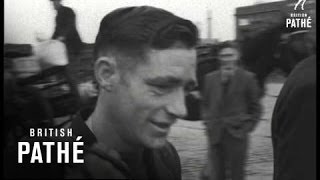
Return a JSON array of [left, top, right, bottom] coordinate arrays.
[[201, 43, 262, 180], [50, 0, 82, 56]]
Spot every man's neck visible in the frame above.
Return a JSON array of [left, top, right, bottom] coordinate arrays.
[[86, 113, 146, 176], [86, 97, 144, 156]]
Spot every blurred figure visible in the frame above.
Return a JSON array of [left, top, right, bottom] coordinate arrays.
[[272, 1, 316, 179], [47, 0, 83, 113], [50, 0, 82, 58], [4, 69, 53, 147], [49, 0, 82, 110], [271, 54, 316, 180], [201, 43, 262, 180]]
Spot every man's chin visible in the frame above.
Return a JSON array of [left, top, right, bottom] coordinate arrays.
[[143, 137, 168, 149]]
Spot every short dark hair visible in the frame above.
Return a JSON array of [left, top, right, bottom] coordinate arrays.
[[94, 6, 199, 69]]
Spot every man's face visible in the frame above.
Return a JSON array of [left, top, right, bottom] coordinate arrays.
[[218, 47, 239, 81], [109, 48, 197, 149]]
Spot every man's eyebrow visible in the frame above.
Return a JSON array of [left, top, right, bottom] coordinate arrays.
[[144, 76, 183, 85], [219, 53, 234, 56], [145, 76, 197, 89]]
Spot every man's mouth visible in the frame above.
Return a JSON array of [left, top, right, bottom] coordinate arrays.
[[149, 120, 173, 135], [151, 121, 171, 129]]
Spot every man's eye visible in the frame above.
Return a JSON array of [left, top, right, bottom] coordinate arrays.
[[153, 84, 172, 91], [150, 84, 173, 95]]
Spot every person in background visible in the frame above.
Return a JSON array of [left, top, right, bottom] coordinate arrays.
[[271, 1, 316, 179], [201, 43, 262, 180], [50, 0, 82, 58], [271, 54, 316, 180], [48, 0, 83, 114]]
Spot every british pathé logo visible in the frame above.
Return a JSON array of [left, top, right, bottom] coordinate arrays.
[[294, 0, 307, 10], [286, 0, 312, 28]]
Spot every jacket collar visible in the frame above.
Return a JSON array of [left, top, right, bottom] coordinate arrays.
[[71, 108, 97, 146], [69, 108, 177, 179]]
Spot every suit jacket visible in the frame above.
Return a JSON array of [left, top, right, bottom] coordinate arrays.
[[201, 68, 262, 144], [52, 6, 82, 54], [271, 55, 316, 180]]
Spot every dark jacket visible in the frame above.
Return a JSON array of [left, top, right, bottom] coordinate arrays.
[[4, 109, 181, 179], [52, 6, 82, 54], [201, 68, 262, 144], [272, 55, 316, 180]]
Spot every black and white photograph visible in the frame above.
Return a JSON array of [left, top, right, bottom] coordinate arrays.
[[3, 0, 316, 179]]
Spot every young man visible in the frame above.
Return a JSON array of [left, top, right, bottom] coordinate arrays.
[[4, 6, 199, 179], [201, 43, 261, 180]]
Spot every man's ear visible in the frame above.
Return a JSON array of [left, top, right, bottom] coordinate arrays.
[[94, 56, 119, 91]]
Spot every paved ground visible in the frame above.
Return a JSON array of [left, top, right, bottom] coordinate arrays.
[[168, 83, 284, 180]]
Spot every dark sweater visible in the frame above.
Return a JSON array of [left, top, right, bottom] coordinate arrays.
[[271, 55, 316, 180], [4, 108, 182, 179]]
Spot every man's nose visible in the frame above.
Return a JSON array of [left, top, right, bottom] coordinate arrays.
[[166, 89, 187, 119]]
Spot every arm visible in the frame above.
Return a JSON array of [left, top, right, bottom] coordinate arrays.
[[200, 75, 211, 123], [285, 84, 316, 179], [243, 74, 262, 132]]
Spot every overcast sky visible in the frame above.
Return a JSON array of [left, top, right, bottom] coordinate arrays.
[[4, 0, 282, 44]]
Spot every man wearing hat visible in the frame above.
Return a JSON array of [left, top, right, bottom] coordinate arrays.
[[201, 43, 261, 180], [4, 6, 199, 179]]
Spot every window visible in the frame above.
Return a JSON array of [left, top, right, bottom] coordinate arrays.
[[239, 18, 250, 26]]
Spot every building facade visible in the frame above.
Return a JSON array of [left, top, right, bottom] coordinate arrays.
[[235, 0, 315, 41], [235, 1, 287, 41]]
